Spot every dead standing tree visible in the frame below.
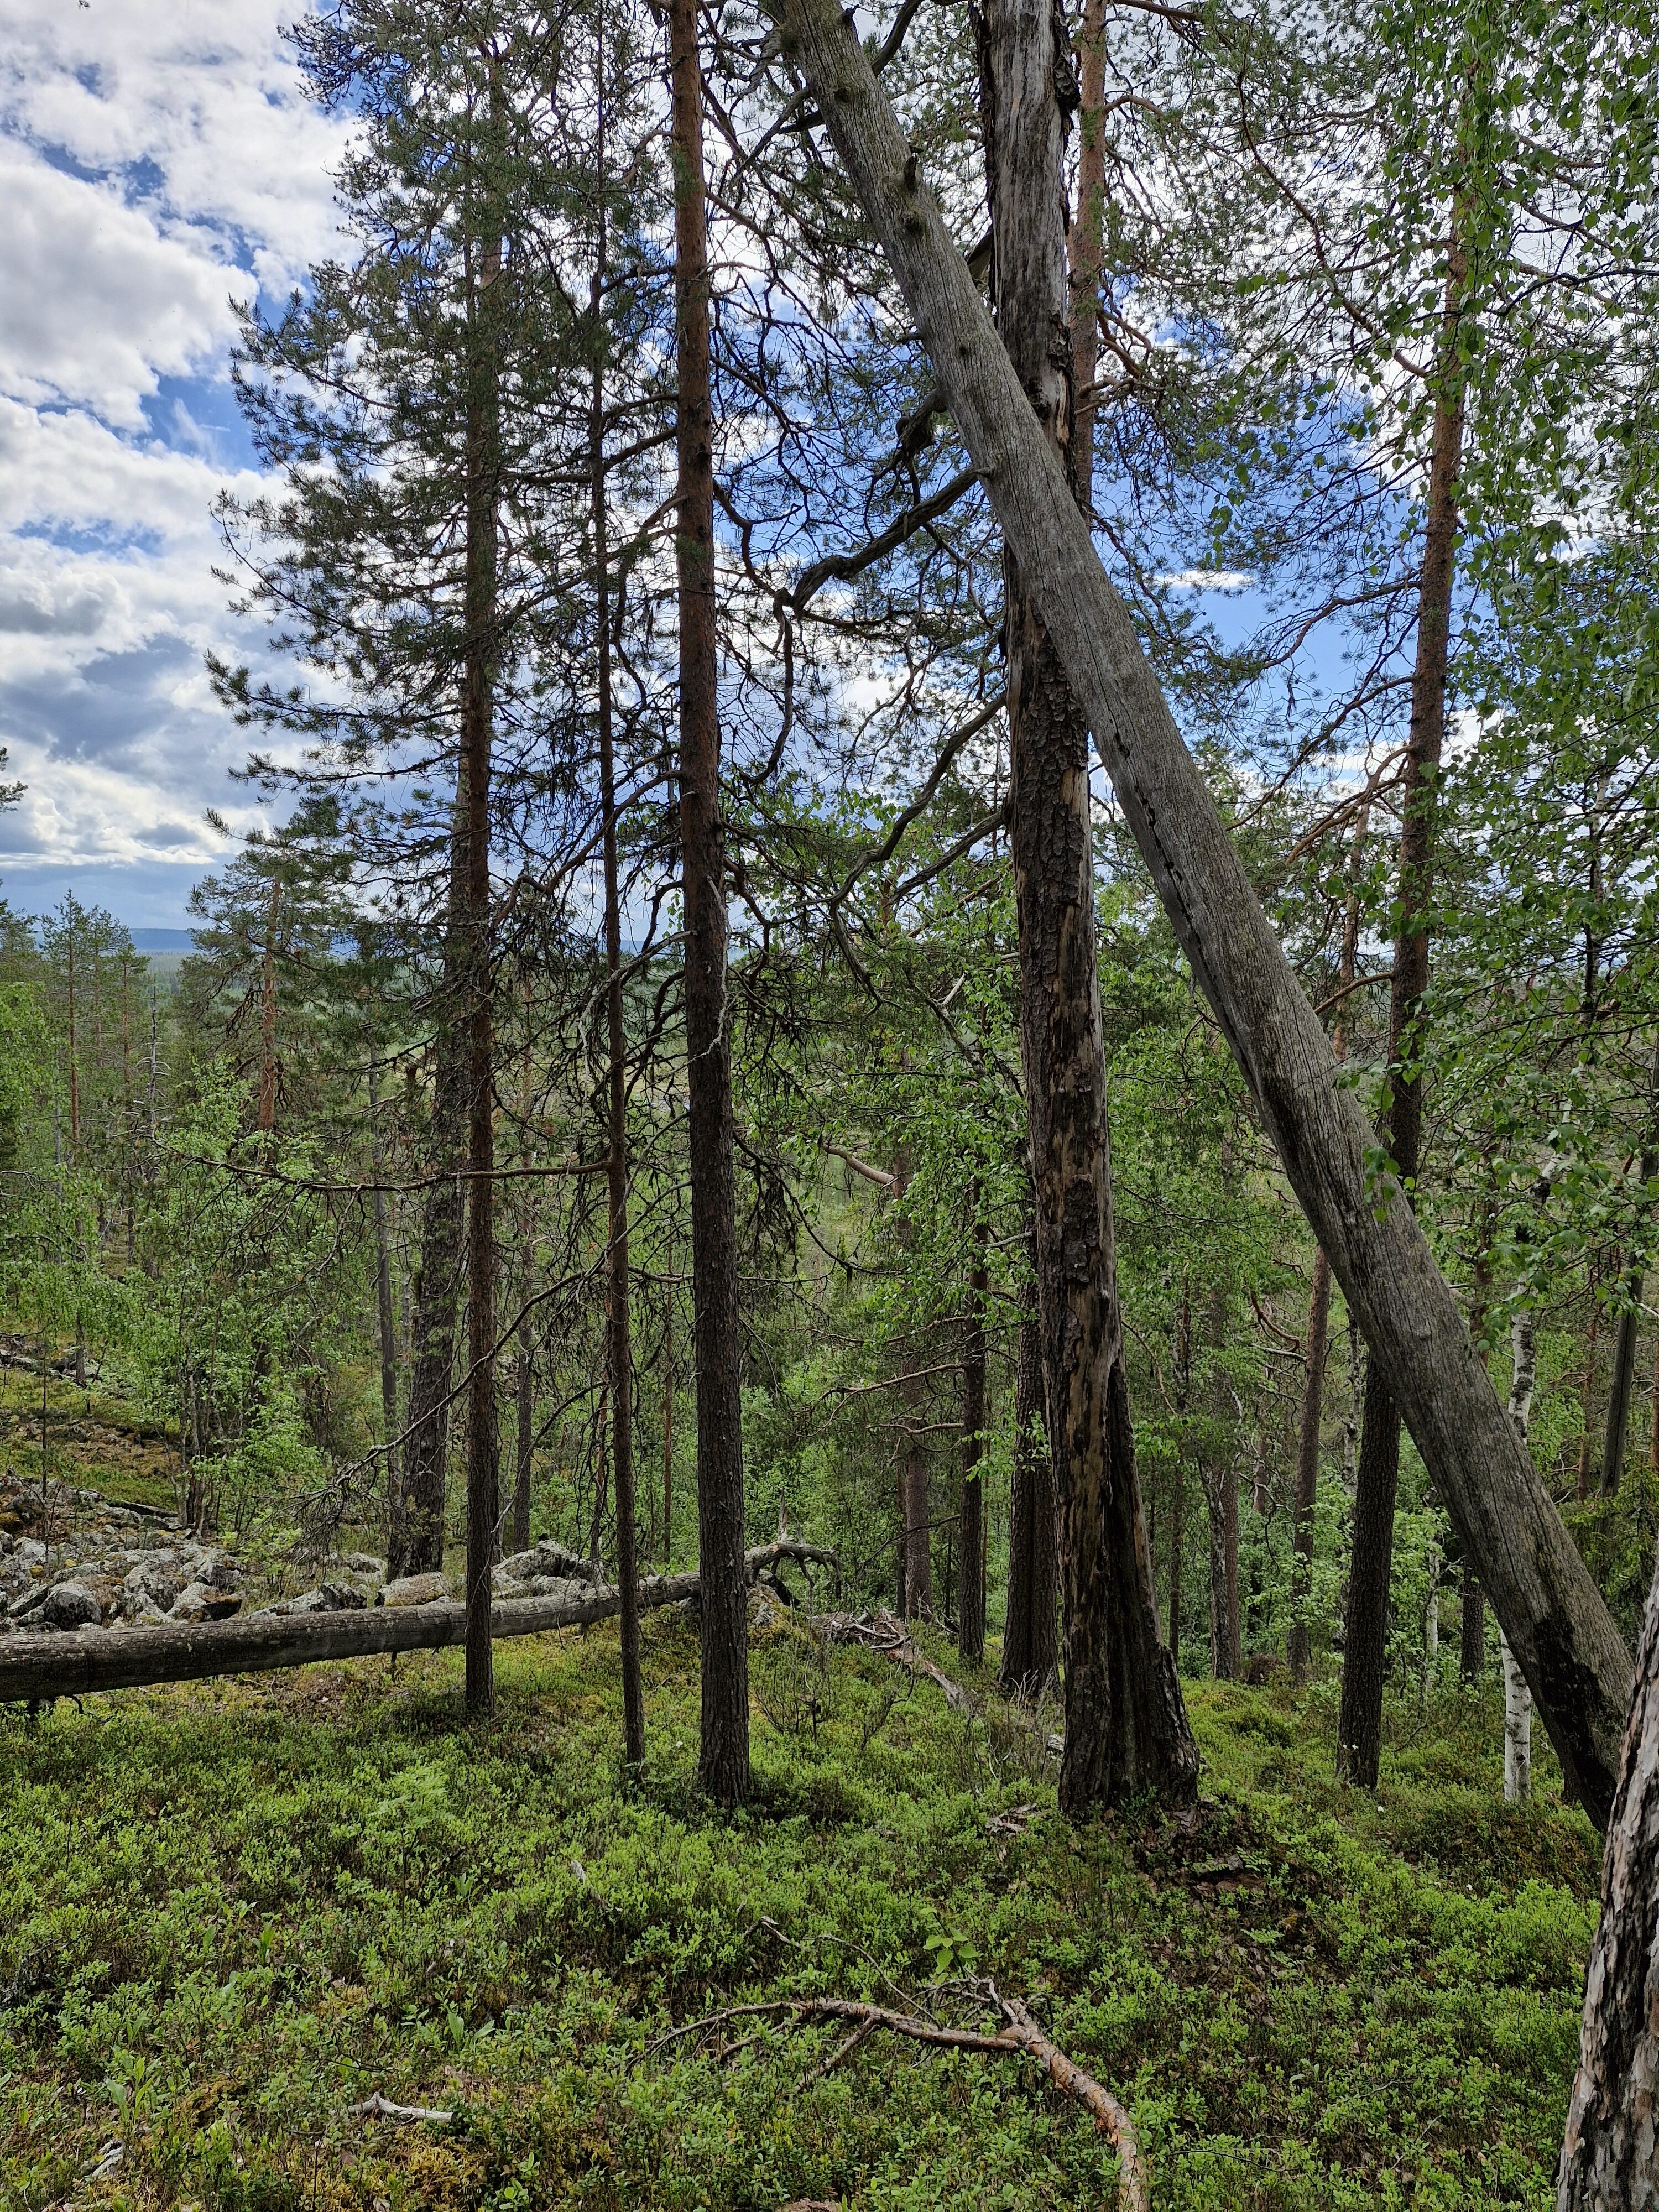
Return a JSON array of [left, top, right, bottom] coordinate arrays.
[[774, 0, 1632, 1829]]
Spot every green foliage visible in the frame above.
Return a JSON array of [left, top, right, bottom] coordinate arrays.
[[0, 1623, 1595, 2211]]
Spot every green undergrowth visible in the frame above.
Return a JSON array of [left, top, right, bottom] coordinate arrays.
[[1, 1612, 1599, 2211]]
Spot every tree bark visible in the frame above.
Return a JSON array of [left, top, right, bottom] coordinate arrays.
[[775, 0, 1633, 1828], [1000, 1287, 1057, 1694], [976, 0, 1196, 1813], [672, 0, 748, 1806], [460, 225, 502, 1726], [1337, 217, 1468, 1790], [1557, 1540, 1659, 2209], [958, 1212, 988, 1665], [592, 188, 646, 1768]]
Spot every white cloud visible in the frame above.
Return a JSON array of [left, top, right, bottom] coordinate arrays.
[[1157, 568, 1255, 593], [0, 2, 351, 915]]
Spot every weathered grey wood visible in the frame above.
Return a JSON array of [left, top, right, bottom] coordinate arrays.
[[775, 0, 1632, 1827], [0, 1544, 832, 1706], [1557, 1546, 1659, 2205]]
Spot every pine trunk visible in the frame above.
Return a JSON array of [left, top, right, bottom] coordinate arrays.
[[592, 216, 646, 1768], [672, 0, 748, 1806], [779, 0, 1633, 1826], [1000, 1293, 1058, 1695], [978, 0, 1196, 1813], [1338, 217, 1468, 1790], [460, 229, 502, 1725]]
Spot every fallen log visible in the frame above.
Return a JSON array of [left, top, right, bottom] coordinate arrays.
[[0, 1542, 836, 1706], [774, 0, 1633, 1829]]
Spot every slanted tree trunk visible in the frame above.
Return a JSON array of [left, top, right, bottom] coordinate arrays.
[[592, 178, 645, 1767], [672, 0, 748, 1805], [778, 0, 1632, 1826], [958, 1212, 988, 1665], [976, 0, 1196, 1814], [1338, 210, 1469, 1791], [1557, 1540, 1659, 2208], [460, 223, 503, 1726], [1000, 1288, 1057, 1695]]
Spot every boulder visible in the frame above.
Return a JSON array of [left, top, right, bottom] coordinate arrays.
[[495, 1540, 601, 1589], [265, 1582, 368, 1617], [40, 1580, 102, 1631], [124, 1556, 188, 1616], [167, 1580, 243, 1624], [378, 1572, 450, 1609]]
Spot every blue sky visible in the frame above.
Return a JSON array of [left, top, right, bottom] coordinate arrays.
[[0, 1, 348, 928]]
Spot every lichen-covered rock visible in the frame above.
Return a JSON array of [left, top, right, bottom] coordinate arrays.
[[378, 1572, 450, 1608], [40, 1580, 102, 1630], [264, 1582, 368, 1617], [166, 1580, 243, 1624], [495, 1540, 601, 1590]]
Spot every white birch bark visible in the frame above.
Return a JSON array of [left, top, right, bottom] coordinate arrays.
[[1504, 1311, 1538, 1803]]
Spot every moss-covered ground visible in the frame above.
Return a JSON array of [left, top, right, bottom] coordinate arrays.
[[1, 1607, 1599, 2211]]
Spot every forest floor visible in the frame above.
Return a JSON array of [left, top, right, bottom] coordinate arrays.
[[0, 1571, 1600, 2212]]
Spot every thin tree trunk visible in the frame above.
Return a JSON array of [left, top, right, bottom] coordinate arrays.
[[460, 218, 503, 1725], [1289, 808, 1367, 1680], [1503, 1310, 1538, 1803], [778, 0, 1632, 1826], [367, 1050, 400, 1540], [662, 1250, 675, 1566], [257, 874, 280, 1136], [1557, 1540, 1659, 2207], [672, 0, 748, 1805], [513, 1329, 533, 1553], [900, 1358, 932, 1619], [977, 0, 1195, 1813], [1600, 1039, 1659, 1497], [592, 174, 645, 1767], [958, 1211, 988, 1665], [1288, 1252, 1331, 1683], [1338, 211, 1469, 1791], [1579, 1277, 1604, 1503], [1203, 1274, 1240, 1680], [1000, 1285, 1057, 1695], [1168, 1288, 1190, 1668]]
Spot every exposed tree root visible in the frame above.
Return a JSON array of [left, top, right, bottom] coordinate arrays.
[[649, 1987, 1149, 2212], [812, 1608, 1064, 1755]]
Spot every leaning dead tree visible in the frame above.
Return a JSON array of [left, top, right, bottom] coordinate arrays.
[[1556, 1547, 1659, 2208], [773, 0, 1632, 1829], [0, 1544, 834, 1706]]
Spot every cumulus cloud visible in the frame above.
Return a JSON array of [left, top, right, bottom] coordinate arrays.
[[0, 2, 349, 914]]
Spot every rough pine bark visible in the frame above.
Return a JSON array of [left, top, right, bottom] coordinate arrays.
[[1000, 1291, 1058, 1694], [461, 228, 503, 1726], [1338, 218, 1468, 1790], [1556, 1538, 1659, 2209], [777, 0, 1632, 1826], [977, 0, 1196, 1812], [672, 0, 748, 1804]]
